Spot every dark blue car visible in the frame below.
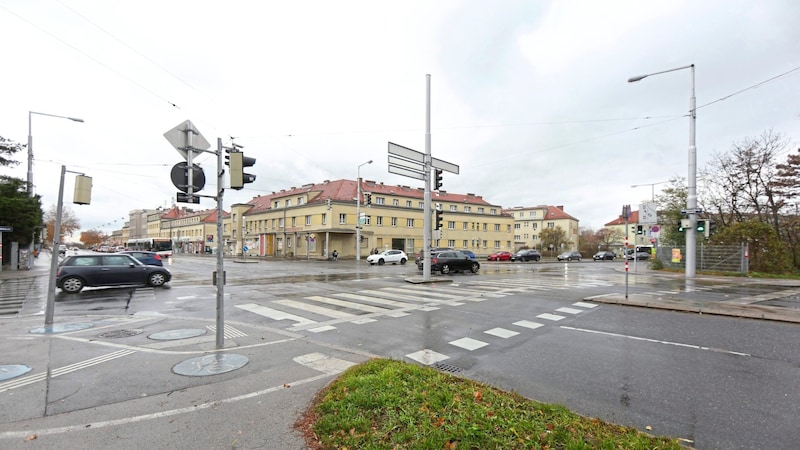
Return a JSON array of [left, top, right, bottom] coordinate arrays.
[[119, 251, 163, 266]]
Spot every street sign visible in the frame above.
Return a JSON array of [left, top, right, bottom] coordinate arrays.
[[176, 192, 200, 204], [431, 157, 459, 175], [388, 155, 424, 173], [171, 162, 206, 193], [639, 202, 657, 224], [164, 120, 211, 159], [388, 142, 424, 163], [0, 226, 12, 232], [388, 165, 425, 180]]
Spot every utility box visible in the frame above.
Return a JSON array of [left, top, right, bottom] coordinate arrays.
[[73, 175, 92, 205]]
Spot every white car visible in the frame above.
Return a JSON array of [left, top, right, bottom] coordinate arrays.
[[366, 249, 408, 266]]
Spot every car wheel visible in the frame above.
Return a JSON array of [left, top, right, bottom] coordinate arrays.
[[470, 262, 479, 273], [148, 272, 168, 287], [440, 264, 450, 274], [378, 259, 385, 265], [400, 258, 407, 265], [60, 276, 84, 293]]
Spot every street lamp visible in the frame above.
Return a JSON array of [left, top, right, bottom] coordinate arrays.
[[628, 64, 697, 278], [631, 180, 670, 202], [27, 111, 84, 270], [355, 159, 372, 261]]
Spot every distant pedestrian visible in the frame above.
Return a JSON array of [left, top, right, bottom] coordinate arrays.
[[332, 250, 338, 261]]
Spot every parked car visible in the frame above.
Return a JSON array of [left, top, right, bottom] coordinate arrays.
[[557, 251, 582, 262], [460, 250, 477, 260], [58, 244, 67, 255], [366, 249, 408, 265], [56, 254, 172, 293], [414, 247, 454, 265], [511, 249, 541, 262], [593, 250, 616, 261], [625, 251, 651, 261], [119, 250, 164, 266], [487, 251, 512, 261], [418, 250, 480, 274]]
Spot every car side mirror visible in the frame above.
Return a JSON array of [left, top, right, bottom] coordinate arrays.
[[129, 263, 136, 267]]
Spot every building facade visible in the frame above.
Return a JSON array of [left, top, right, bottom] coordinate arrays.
[[505, 205, 580, 252]]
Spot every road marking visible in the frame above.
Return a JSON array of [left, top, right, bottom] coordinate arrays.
[[235, 303, 316, 326], [561, 326, 752, 356], [513, 320, 544, 330], [206, 324, 247, 338], [0, 349, 136, 393], [275, 299, 355, 319], [555, 307, 583, 315], [406, 349, 449, 365], [449, 337, 489, 351], [293, 352, 357, 375], [484, 327, 519, 338], [573, 301, 597, 308], [537, 313, 565, 321], [305, 295, 392, 314]]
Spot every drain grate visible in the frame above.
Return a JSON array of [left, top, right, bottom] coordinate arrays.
[[98, 329, 144, 338], [433, 362, 463, 374]]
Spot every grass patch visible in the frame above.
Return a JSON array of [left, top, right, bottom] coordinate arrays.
[[298, 358, 682, 449]]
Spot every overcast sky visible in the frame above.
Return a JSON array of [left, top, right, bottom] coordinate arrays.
[[1, 0, 798, 236]]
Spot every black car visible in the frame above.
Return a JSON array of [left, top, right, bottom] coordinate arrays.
[[593, 251, 616, 261], [118, 250, 164, 266], [418, 250, 480, 274], [56, 254, 172, 293], [414, 247, 454, 265], [557, 251, 582, 262], [511, 249, 541, 262]]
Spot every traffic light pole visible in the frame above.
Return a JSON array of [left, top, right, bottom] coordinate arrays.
[[215, 138, 225, 349]]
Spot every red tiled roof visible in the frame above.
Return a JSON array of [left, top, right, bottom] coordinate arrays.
[[605, 211, 640, 226]]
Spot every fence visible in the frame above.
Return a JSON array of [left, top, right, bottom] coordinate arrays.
[[654, 243, 749, 275]]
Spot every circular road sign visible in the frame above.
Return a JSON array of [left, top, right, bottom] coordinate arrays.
[[171, 162, 206, 193]]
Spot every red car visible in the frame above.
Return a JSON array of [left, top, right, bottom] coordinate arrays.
[[487, 251, 512, 261]]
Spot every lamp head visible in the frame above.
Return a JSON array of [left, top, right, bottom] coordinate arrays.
[[627, 75, 647, 83]]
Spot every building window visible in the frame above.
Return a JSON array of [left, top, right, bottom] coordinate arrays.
[[391, 217, 397, 227], [464, 206, 471, 213], [279, 218, 284, 228], [493, 240, 500, 249], [448, 239, 455, 248], [462, 240, 468, 248], [392, 199, 399, 206], [376, 197, 385, 205], [463, 222, 468, 230], [515, 223, 521, 229], [298, 197, 305, 205], [406, 218, 414, 228], [285, 199, 292, 207], [478, 207, 484, 214], [530, 211, 537, 217], [490, 208, 497, 215], [292, 217, 297, 227], [494, 224, 500, 232], [274, 201, 279, 208], [418, 201, 424, 209], [364, 216, 371, 225], [450, 205, 457, 212], [321, 213, 327, 225], [376, 216, 383, 226], [482, 223, 487, 232], [405, 200, 412, 208], [547, 222, 555, 228], [339, 213, 347, 224], [305, 215, 311, 226], [532, 223, 538, 230], [448, 221, 455, 230]]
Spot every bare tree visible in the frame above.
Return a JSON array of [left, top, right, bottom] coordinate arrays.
[[44, 204, 80, 245]]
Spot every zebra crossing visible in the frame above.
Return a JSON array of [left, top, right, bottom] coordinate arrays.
[[0, 277, 47, 317], [236, 276, 616, 332]]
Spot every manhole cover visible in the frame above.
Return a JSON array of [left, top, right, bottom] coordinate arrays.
[[173, 353, 249, 377], [433, 362, 463, 374], [98, 329, 144, 338], [0, 364, 32, 382], [148, 329, 207, 340]]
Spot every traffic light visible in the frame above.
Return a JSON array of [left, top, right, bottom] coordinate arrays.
[[364, 193, 372, 206], [636, 225, 643, 234], [326, 199, 332, 209], [225, 150, 257, 190], [696, 220, 706, 233], [433, 169, 443, 190], [435, 210, 443, 230], [677, 221, 685, 232]]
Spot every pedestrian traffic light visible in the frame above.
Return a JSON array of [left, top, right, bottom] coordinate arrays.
[[434, 169, 443, 190], [226, 150, 257, 190], [435, 210, 443, 230], [636, 225, 643, 235], [364, 193, 372, 206], [696, 220, 706, 233], [326, 199, 332, 209]]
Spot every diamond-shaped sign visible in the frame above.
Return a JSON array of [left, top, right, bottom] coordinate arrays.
[[164, 120, 211, 159]]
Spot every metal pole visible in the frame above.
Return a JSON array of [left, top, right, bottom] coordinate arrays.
[[686, 65, 697, 278], [45, 165, 66, 325], [215, 138, 225, 349], [423, 74, 432, 281], [356, 160, 372, 261]]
